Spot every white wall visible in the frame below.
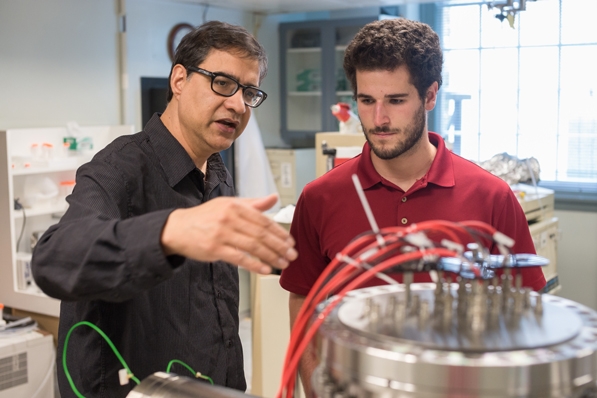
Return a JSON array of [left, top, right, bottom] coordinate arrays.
[[555, 210, 597, 310], [0, 0, 255, 132], [0, 0, 121, 128]]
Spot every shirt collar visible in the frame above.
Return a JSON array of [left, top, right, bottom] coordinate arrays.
[[357, 131, 455, 190], [145, 113, 230, 188], [426, 131, 455, 188]]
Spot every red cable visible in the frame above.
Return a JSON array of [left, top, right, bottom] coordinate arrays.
[[279, 247, 457, 397], [277, 220, 499, 398]]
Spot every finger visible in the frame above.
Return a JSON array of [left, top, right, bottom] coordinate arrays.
[[227, 213, 297, 265], [234, 201, 295, 245], [226, 229, 294, 270], [220, 246, 273, 275], [212, 213, 295, 270], [218, 198, 295, 253], [244, 193, 280, 213]]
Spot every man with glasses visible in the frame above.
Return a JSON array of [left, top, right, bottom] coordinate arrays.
[[32, 21, 296, 398]]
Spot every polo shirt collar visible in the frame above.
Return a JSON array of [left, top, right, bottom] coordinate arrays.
[[357, 141, 381, 190], [426, 132, 455, 188], [357, 131, 455, 190], [145, 113, 229, 188]]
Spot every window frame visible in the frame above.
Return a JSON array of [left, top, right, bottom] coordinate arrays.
[[420, 2, 597, 213]]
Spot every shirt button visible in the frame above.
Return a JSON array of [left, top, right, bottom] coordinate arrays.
[[401, 218, 408, 225], [216, 291, 222, 298], [402, 197, 407, 203], [227, 339, 233, 347]]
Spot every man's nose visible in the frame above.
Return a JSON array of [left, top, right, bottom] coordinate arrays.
[[224, 90, 247, 114], [373, 103, 389, 126]]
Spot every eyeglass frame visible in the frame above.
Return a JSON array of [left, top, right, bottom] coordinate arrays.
[[186, 66, 268, 108]]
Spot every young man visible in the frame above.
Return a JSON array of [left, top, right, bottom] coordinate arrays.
[[279, 18, 546, 396], [32, 21, 297, 398]]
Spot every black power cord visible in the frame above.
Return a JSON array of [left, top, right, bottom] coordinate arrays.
[[14, 199, 26, 252]]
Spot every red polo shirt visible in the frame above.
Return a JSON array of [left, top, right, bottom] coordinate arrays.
[[280, 132, 546, 295]]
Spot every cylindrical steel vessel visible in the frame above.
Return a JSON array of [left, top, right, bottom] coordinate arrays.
[[126, 372, 259, 398], [314, 283, 597, 398]]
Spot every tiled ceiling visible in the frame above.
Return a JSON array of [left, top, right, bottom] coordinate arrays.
[[169, 0, 484, 14]]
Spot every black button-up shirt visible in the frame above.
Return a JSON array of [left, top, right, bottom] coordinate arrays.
[[32, 114, 245, 397]]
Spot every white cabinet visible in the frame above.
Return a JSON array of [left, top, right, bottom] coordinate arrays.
[[530, 217, 560, 294], [512, 184, 560, 294], [0, 125, 134, 317]]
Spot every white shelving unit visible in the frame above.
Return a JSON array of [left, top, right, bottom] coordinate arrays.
[[0, 125, 134, 317]]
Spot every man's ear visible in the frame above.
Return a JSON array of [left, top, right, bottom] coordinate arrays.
[[170, 64, 188, 99], [425, 81, 439, 111]]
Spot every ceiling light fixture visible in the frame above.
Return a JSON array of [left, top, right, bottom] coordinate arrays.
[[488, 0, 538, 28]]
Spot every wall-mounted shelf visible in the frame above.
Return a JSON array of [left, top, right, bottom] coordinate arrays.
[[288, 91, 322, 96], [11, 162, 80, 176], [287, 47, 321, 54], [13, 205, 66, 219]]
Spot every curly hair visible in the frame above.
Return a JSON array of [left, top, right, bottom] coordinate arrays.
[[343, 18, 443, 100], [167, 21, 268, 102]]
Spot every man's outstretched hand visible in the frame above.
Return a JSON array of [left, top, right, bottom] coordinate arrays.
[[161, 194, 297, 274]]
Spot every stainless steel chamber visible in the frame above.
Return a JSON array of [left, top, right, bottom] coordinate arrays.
[[126, 372, 258, 398], [313, 279, 597, 398]]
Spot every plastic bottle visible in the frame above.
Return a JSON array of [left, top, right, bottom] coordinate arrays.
[[330, 102, 363, 134]]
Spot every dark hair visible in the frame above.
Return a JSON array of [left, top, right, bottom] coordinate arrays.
[[167, 20, 268, 102], [343, 18, 443, 100]]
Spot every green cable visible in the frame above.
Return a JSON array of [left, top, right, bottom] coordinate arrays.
[[166, 359, 214, 385], [166, 359, 196, 375], [197, 373, 215, 385], [63, 321, 141, 398]]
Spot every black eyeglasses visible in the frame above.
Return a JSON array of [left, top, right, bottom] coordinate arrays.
[[186, 66, 267, 108]]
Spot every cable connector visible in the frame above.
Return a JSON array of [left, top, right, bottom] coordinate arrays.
[[404, 232, 433, 248], [118, 369, 132, 385], [493, 231, 515, 248], [440, 239, 464, 254], [497, 244, 510, 257], [195, 372, 214, 385], [336, 253, 358, 267], [358, 247, 378, 262]]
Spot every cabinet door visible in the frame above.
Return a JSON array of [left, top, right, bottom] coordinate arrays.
[[334, 24, 363, 116], [280, 17, 376, 147], [284, 26, 323, 134]]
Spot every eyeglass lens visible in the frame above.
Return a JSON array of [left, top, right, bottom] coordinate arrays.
[[212, 75, 264, 107]]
